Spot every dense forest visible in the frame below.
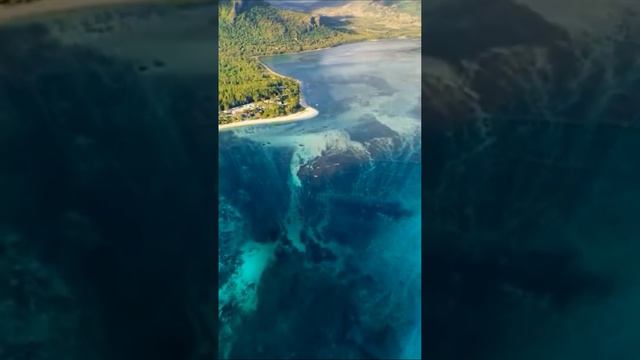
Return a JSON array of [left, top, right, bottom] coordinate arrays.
[[218, 0, 368, 124]]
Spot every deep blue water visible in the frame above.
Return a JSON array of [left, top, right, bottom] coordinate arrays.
[[219, 40, 421, 359]]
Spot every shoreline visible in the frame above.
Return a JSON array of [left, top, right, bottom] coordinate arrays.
[[219, 58, 319, 132], [218, 105, 319, 132], [251, 35, 420, 60], [219, 37, 420, 131]]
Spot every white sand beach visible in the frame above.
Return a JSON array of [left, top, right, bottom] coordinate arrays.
[[218, 105, 319, 131]]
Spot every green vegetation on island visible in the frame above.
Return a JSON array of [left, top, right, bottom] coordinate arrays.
[[218, 0, 420, 125], [219, 0, 356, 124]]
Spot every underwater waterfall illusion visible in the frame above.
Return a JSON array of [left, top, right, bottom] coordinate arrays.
[[218, 40, 421, 359]]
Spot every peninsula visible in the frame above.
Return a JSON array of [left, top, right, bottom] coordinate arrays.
[[218, 0, 420, 129]]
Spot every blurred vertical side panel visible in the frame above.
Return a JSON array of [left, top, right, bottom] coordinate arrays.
[[0, 1, 218, 359], [423, 0, 640, 359]]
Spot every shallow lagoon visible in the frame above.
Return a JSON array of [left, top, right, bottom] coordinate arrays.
[[219, 39, 421, 359]]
